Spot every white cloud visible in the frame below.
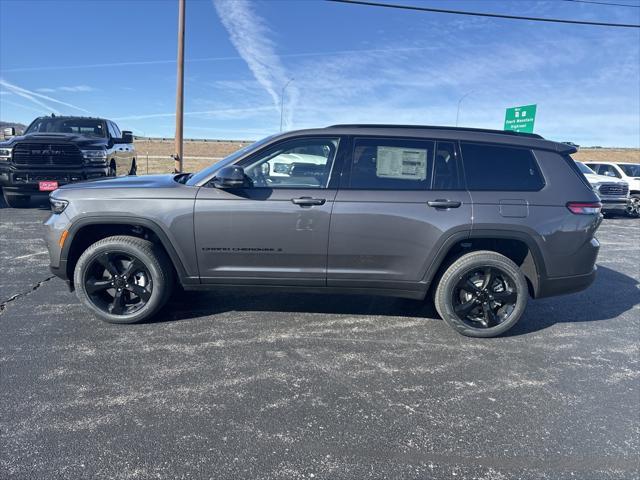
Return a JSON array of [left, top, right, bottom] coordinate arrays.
[[113, 105, 273, 121], [213, 0, 297, 128], [0, 79, 91, 114], [36, 85, 95, 93]]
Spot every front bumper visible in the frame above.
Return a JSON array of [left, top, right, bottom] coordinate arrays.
[[599, 197, 630, 211], [44, 210, 72, 277], [0, 165, 109, 195]]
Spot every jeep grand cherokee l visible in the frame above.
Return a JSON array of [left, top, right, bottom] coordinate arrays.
[[0, 115, 136, 207], [44, 125, 602, 337]]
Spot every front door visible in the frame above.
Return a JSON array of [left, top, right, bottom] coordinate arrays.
[[194, 136, 342, 286], [327, 137, 472, 291]]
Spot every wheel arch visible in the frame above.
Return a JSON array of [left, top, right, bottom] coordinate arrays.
[[62, 216, 192, 289], [424, 229, 546, 298]]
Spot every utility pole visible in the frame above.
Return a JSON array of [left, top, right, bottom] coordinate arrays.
[[279, 78, 294, 132], [174, 0, 186, 173], [455, 91, 473, 127]]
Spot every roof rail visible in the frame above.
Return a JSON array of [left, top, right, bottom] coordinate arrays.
[[326, 124, 544, 139]]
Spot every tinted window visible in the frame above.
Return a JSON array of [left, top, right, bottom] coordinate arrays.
[[349, 138, 434, 190], [598, 164, 621, 178], [461, 143, 544, 191], [107, 122, 118, 138], [576, 161, 595, 174], [110, 122, 122, 138], [25, 118, 106, 137], [619, 164, 640, 177], [242, 137, 339, 189], [432, 141, 463, 190]]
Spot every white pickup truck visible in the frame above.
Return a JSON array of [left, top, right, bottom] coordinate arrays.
[[575, 161, 631, 217]]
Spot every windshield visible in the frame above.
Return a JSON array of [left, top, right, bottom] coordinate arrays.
[[575, 161, 595, 174], [186, 134, 278, 186], [25, 117, 107, 137], [618, 164, 640, 177]]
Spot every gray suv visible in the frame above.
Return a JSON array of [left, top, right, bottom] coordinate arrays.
[[44, 125, 603, 337]]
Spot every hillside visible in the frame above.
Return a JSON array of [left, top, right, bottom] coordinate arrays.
[[0, 121, 27, 136]]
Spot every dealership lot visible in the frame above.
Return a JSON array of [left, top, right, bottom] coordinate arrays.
[[1, 200, 638, 479]]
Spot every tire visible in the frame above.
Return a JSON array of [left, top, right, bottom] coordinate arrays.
[[2, 190, 30, 208], [625, 194, 640, 218], [129, 158, 137, 176], [434, 250, 528, 338], [108, 160, 116, 177], [74, 235, 174, 324]]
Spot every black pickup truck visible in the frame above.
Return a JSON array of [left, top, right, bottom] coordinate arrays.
[[0, 115, 136, 207]]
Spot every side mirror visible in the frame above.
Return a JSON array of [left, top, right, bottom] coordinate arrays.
[[121, 131, 133, 143], [3, 127, 16, 138], [212, 166, 245, 188]]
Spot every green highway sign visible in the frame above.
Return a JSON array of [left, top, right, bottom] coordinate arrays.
[[504, 104, 537, 133]]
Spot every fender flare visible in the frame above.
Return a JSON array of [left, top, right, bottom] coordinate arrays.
[[61, 215, 193, 283], [421, 228, 546, 297]]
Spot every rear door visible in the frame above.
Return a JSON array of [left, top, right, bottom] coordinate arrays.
[[194, 136, 343, 286], [327, 137, 472, 291]]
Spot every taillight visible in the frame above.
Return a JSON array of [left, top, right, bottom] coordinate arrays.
[[567, 202, 602, 215]]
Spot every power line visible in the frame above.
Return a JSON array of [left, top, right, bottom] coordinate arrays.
[[559, 0, 640, 8], [326, 0, 640, 28]]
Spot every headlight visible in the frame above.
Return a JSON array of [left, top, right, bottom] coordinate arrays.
[[50, 198, 69, 214], [0, 147, 12, 161], [81, 149, 107, 163]]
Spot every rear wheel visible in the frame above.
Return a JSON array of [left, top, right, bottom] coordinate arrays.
[[2, 190, 30, 208], [74, 235, 173, 324], [108, 160, 116, 177], [434, 250, 528, 337]]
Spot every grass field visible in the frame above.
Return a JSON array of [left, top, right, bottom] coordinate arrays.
[[133, 139, 640, 175]]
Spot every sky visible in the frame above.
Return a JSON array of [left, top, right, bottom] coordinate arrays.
[[0, 0, 639, 146]]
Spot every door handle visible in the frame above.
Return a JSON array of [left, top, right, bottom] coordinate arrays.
[[291, 197, 326, 206], [427, 199, 462, 209]]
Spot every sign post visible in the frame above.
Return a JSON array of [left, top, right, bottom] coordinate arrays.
[[504, 104, 537, 133]]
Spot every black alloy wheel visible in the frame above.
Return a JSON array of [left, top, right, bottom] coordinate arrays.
[[84, 251, 153, 316], [452, 267, 518, 329]]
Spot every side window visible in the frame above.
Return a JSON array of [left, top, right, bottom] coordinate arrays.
[[242, 137, 339, 189], [600, 165, 621, 178], [107, 121, 119, 139], [432, 142, 463, 190], [348, 138, 434, 190], [460, 143, 544, 191], [111, 122, 122, 138]]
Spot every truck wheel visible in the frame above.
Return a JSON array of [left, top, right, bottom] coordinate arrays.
[[625, 194, 640, 218], [74, 235, 173, 324], [434, 250, 528, 338], [129, 158, 137, 176], [2, 191, 30, 208], [109, 160, 116, 177]]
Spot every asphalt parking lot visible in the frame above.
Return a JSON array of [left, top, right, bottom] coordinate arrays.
[[1, 198, 638, 480]]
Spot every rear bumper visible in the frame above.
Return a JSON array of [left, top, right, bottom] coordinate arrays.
[[536, 266, 597, 298]]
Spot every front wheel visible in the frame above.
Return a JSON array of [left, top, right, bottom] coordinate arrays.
[[625, 194, 640, 218], [434, 250, 528, 338], [74, 235, 173, 324]]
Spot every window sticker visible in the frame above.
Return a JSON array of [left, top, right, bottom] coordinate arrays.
[[376, 146, 427, 180]]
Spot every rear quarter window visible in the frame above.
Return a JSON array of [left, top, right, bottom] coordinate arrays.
[[460, 143, 545, 191]]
